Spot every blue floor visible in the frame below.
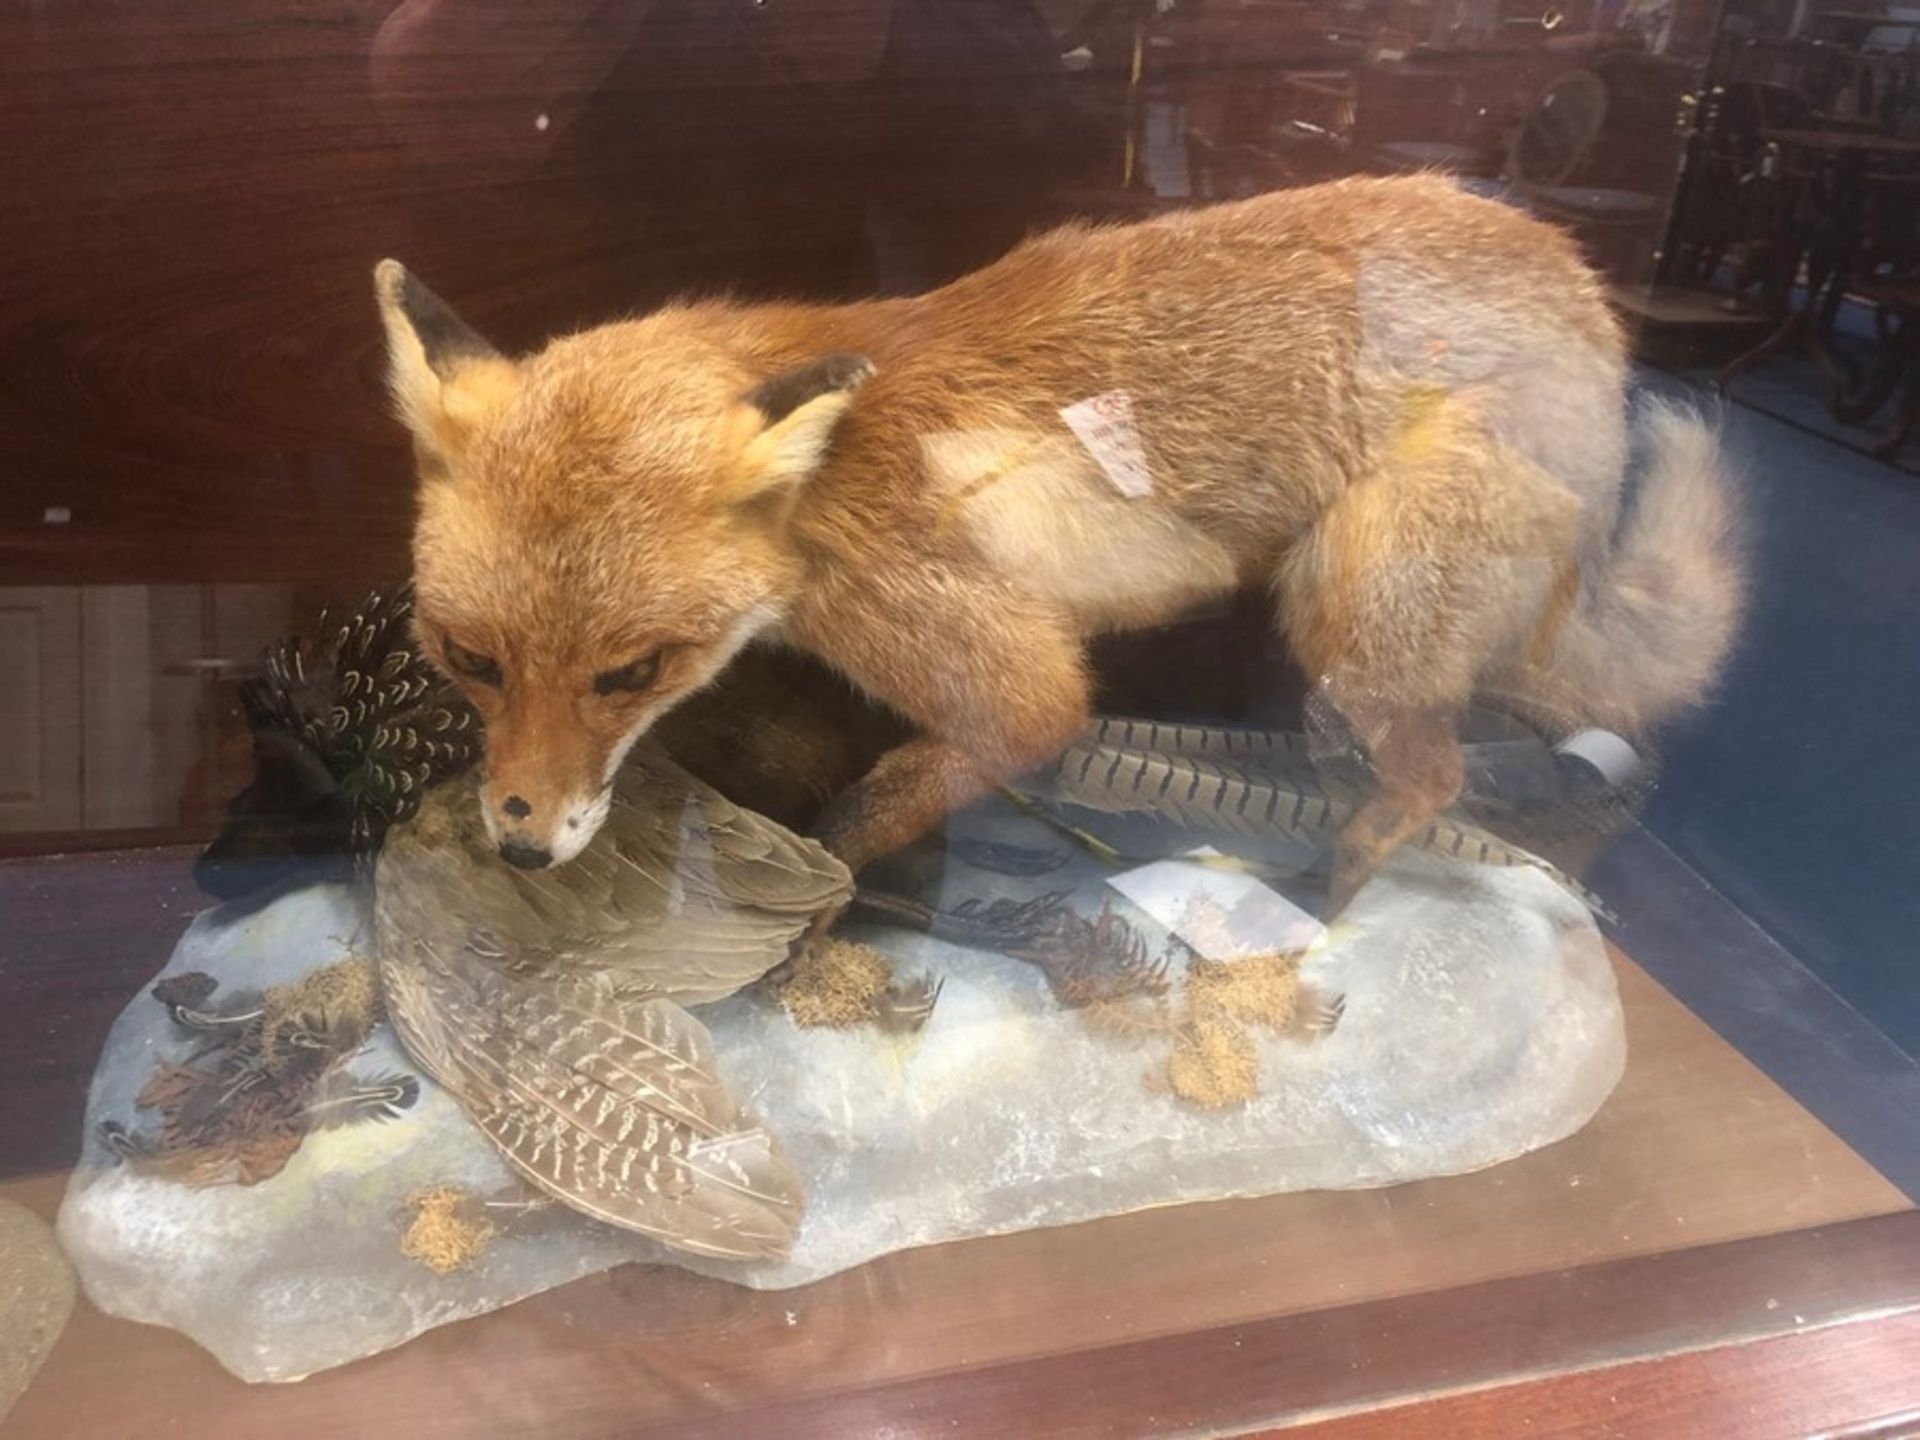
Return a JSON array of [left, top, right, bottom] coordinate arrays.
[[1632, 372, 1920, 1060]]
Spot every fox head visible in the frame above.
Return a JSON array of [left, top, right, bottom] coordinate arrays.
[[374, 261, 871, 868]]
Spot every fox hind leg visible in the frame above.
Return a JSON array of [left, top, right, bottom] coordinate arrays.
[[1277, 406, 1578, 911], [1318, 703, 1464, 913]]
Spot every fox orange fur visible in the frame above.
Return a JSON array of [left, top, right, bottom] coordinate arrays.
[[375, 175, 1745, 904]]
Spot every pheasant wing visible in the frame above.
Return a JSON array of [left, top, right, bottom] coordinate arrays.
[[382, 939, 804, 1260], [547, 749, 850, 1004]]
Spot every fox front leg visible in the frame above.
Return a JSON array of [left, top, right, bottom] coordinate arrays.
[[795, 575, 1092, 879], [787, 728, 1089, 992], [815, 735, 1023, 875]]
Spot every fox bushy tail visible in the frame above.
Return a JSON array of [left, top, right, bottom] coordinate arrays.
[[1505, 401, 1748, 737]]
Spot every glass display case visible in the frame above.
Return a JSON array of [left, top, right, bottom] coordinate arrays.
[[4, 0, 1919, 1434]]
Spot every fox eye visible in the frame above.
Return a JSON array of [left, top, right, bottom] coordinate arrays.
[[593, 651, 661, 696], [443, 635, 502, 687]]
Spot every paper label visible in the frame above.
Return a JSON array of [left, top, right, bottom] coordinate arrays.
[[1060, 390, 1153, 498], [1106, 850, 1325, 959]]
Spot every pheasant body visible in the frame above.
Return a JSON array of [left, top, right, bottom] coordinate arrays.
[[375, 751, 852, 1260]]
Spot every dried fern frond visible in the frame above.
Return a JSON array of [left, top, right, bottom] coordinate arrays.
[[896, 890, 1173, 1011]]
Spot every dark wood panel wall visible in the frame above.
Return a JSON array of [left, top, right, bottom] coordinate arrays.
[[0, 1, 1705, 592], [5, 4, 423, 586], [0, 0, 1090, 588]]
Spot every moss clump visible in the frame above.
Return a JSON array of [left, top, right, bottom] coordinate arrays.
[[260, 957, 380, 1059], [1185, 951, 1300, 1032], [780, 939, 894, 1028], [401, 1186, 496, 1275], [1166, 1015, 1261, 1109], [1161, 949, 1304, 1108]]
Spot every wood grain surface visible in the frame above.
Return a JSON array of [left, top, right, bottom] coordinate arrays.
[[0, 1, 1098, 590], [3, 4, 421, 588], [1290, 1306, 1920, 1439], [1, 845, 1908, 1436]]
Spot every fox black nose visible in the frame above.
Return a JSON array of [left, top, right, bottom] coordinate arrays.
[[499, 840, 553, 871]]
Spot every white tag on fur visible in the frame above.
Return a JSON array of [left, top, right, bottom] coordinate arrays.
[[1060, 391, 1153, 498]]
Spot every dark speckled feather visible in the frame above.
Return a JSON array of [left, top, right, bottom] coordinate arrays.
[[196, 584, 482, 898]]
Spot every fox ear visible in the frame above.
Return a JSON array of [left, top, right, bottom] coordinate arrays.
[[374, 259, 519, 472], [735, 354, 874, 498]]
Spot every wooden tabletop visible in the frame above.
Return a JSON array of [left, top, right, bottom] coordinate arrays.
[[2, 848, 1913, 1437]]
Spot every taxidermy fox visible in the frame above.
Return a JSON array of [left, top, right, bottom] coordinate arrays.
[[375, 174, 1745, 907]]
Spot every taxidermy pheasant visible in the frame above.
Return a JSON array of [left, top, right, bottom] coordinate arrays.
[[195, 583, 482, 900], [190, 584, 890, 1258], [375, 753, 853, 1260]]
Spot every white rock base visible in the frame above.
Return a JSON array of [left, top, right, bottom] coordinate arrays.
[[59, 839, 1623, 1383]]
